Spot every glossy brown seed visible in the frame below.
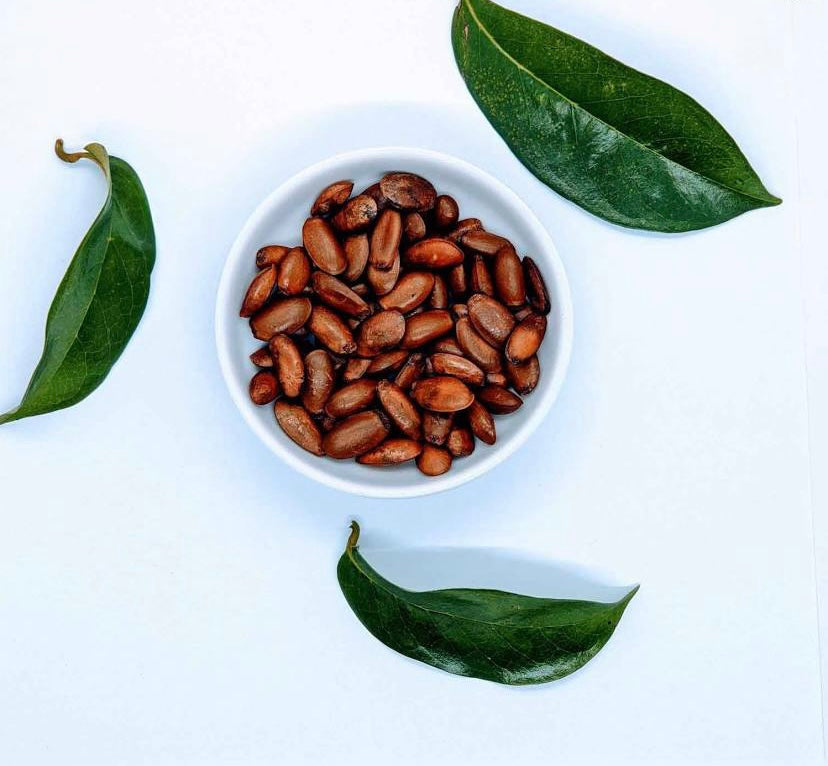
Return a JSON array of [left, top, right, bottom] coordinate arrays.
[[357, 310, 406, 356], [494, 246, 526, 307], [468, 399, 496, 445], [431, 337, 464, 356], [360, 182, 389, 212], [249, 371, 280, 405], [470, 254, 495, 296], [240, 265, 277, 317], [467, 293, 515, 347], [461, 230, 513, 256], [277, 247, 311, 296], [401, 309, 453, 348], [429, 274, 449, 309], [249, 346, 274, 368], [256, 244, 290, 269], [323, 410, 390, 459], [506, 355, 541, 394], [486, 372, 509, 387], [343, 357, 372, 382], [250, 297, 312, 340], [343, 234, 370, 283], [311, 179, 353, 217], [366, 349, 408, 375], [405, 238, 464, 269], [269, 334, 304, 399], [403, 212, 426, 242], [513, 306, 533, 322], [312, 272, 371, 319], [523, 256, 551, 315], [302, 349, 335, 414], [506, 314, 547, 364], [378, 271, 435, 313], [379, 172, 437, 212], [324, 379, 377, 418], [478, 385, 523, 414], [416, 444, 452, 476], [369, 208, 402, 270], [434, 195, 459, 229], [274, 401, 324, 456], [429, 353, 485, 386], [357, 438, 423, 466], [447, 427, 475, 458], [377, 379, 422, 440], [366, 251, 400, 296], [447, 217, 483, 243], [423, 411, 454, 445], [455, 317, 502, 373], [302, 217, 347, 275], [411, 376, 474, 412], [308, 304, 357, 355], [448, 263, 467, 297], [394, 352, 426, 390], [331, 194, 378, 233]]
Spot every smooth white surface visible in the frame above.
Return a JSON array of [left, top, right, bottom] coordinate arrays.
[[217, 147, 573, 497], [0, 1, 826, 764]]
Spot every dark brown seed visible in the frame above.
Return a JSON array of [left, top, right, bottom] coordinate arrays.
[[455, 317, 502, 373], [506, 355, 541, 394], [378, 271, 435, 313], [523, 257, 551, 315], [302, 349, 335, 414], [311, 179, 353, 217], [256, 244, 290, 269], [447, 217, 483, 243], [357, 438, 423, 466], [369, 208, 402, 270], [302, 217, 347, 274], [411, 376, 474, 412], [448, 263, 467, 297], [323, 410, 390, 459], [377, 380, 422, 440], [513, 306, 533, 322], [431, 337, 464, 356], [274, 401, 324, 456], [344, 234, 370, 283], [249, 371, 280, 405], [405, 238, 464, 269], [308, 305, 357, 355], [250, 297, 312, 340], [470, 254, 495, 296], [433, 194, 459, 229], [506, 314, 547, 364], [324, 379, 377, 418], [366, 349, 409, 375], [240, 265, 277, 317], [461, 230, 513, 256], [366, 251, 400, 296], [417, 444, 452, 476], [331, 194, 378, 233], [277, 247, 311, 296], [379, 172, 437, 212], [360, 182, 389, 211], [467, 293, 515, 347], [312, 272, 371, 319], [486, 372, 509, 387], [478, 385, 523, 414], [357, 310, 406, 356], [403, 212, 427, 242], [468, 399, 496, 445], [429, 353, 485, 386], [430, 274, 449, 309], [249, 346, 274, 368], [343, 357, 372, 383], [394, 352, 426, 390], [494, 246, 526, 307], [269, 334, 304, 399], [447, 427, 475, 457], [317, 413, 337, 432], [350, 282, 370, 297], [423, 411, 453, 445], [401, 310, 453, 348]]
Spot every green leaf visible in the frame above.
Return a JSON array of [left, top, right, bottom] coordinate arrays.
[[337, 522, 638, 685], [1, 140, 155, 425], [451, 0, 781, 232]]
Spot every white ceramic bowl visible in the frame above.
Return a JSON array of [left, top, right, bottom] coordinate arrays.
[[216, 147, 573, 498]]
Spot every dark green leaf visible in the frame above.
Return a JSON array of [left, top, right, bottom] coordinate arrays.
[[1, 140, 155, 425], [452, 0, 781, 232], [337, 521, 638, 685]]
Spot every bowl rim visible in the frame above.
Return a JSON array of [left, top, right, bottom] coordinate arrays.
[[215, 146, 573, 498]]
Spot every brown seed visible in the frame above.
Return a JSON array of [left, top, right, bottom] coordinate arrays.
[[467, 293, 516, 347], [249, 345, 274, 368], [312, 272, 371, 319], [317, 413, 337, 432], [447, 217, 483, 243], [423, 411, 454, 445], [302, 217, 347, 275], [448, 263, 467, 297], [379, 172, 437, 212], [431, 337, 464, 356], [256, 244, 290, 269], [433, 194, 459, 229], [411, 376, 474, 412], [357, 438, 423, 466], [240, 265, 277, 317], [269, 334, 304, 399], [366, 251, 400, 296], [331, 194, 378, 233], [403, 212, 427, 242], [461, 230, 513, 256], [277, 247, 311, 296], [360, 182, 389, 212], [366, 349, 409, 375], [274, 401, 324, 456], [357, 309, 406, 356], [369, 208, 402, 270], [447, 427, 475, 457], [506, 314, 547, 364], [308, 304, 357, 355], [506, 355, 541, 394], [513, 306, 533, 322], [324, 379, 377, 419], [494, 246, 526, 307], [249, 371, 280, 405], [343, 234, 370, 283], [452, 303, 468, 320], [378, 271, 435, 313], [429, 353, 485, 386], [455, 317, 502, 373], [416, 444, 452, 476], [350, 282, 370, 298], [343, 357, 372, 382], [377, 380, 422, 440], [250, 297, 312, 340], [430, 274, 449, 309], [478, 385, 523, 414], [323, 410, 390, 459], [468, 399, 496, 445], [394, 352, 426, 390], [311, 179, 353, 217], [405, 238, 464, 269], [470, 254, 495, 296], [523, 257, 551, 315], [401, 310, 453, 348], [486, 372, 509, 387], [302, 349, 335, 414]]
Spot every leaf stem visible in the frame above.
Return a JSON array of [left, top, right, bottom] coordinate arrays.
[[54, 139, 94, 164], [346, 520, 361, 552]]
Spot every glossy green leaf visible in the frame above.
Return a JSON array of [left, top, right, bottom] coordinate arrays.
[[337, 522, 638, 685], [452, 0, 781, 232], [1, 140, 155, 425]]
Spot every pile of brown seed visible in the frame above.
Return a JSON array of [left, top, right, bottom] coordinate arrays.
[[241, 172, 550, 477]]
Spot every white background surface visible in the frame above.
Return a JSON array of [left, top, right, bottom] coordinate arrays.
[[1, 1, 826, 763]]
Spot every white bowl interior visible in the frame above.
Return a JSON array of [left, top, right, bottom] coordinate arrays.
[[216, 148, 572, 497]]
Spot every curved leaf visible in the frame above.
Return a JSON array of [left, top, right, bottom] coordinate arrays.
[[1, 140, 155, 425], [337, 521, 638, 685], [452, 0, 781, 232]]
